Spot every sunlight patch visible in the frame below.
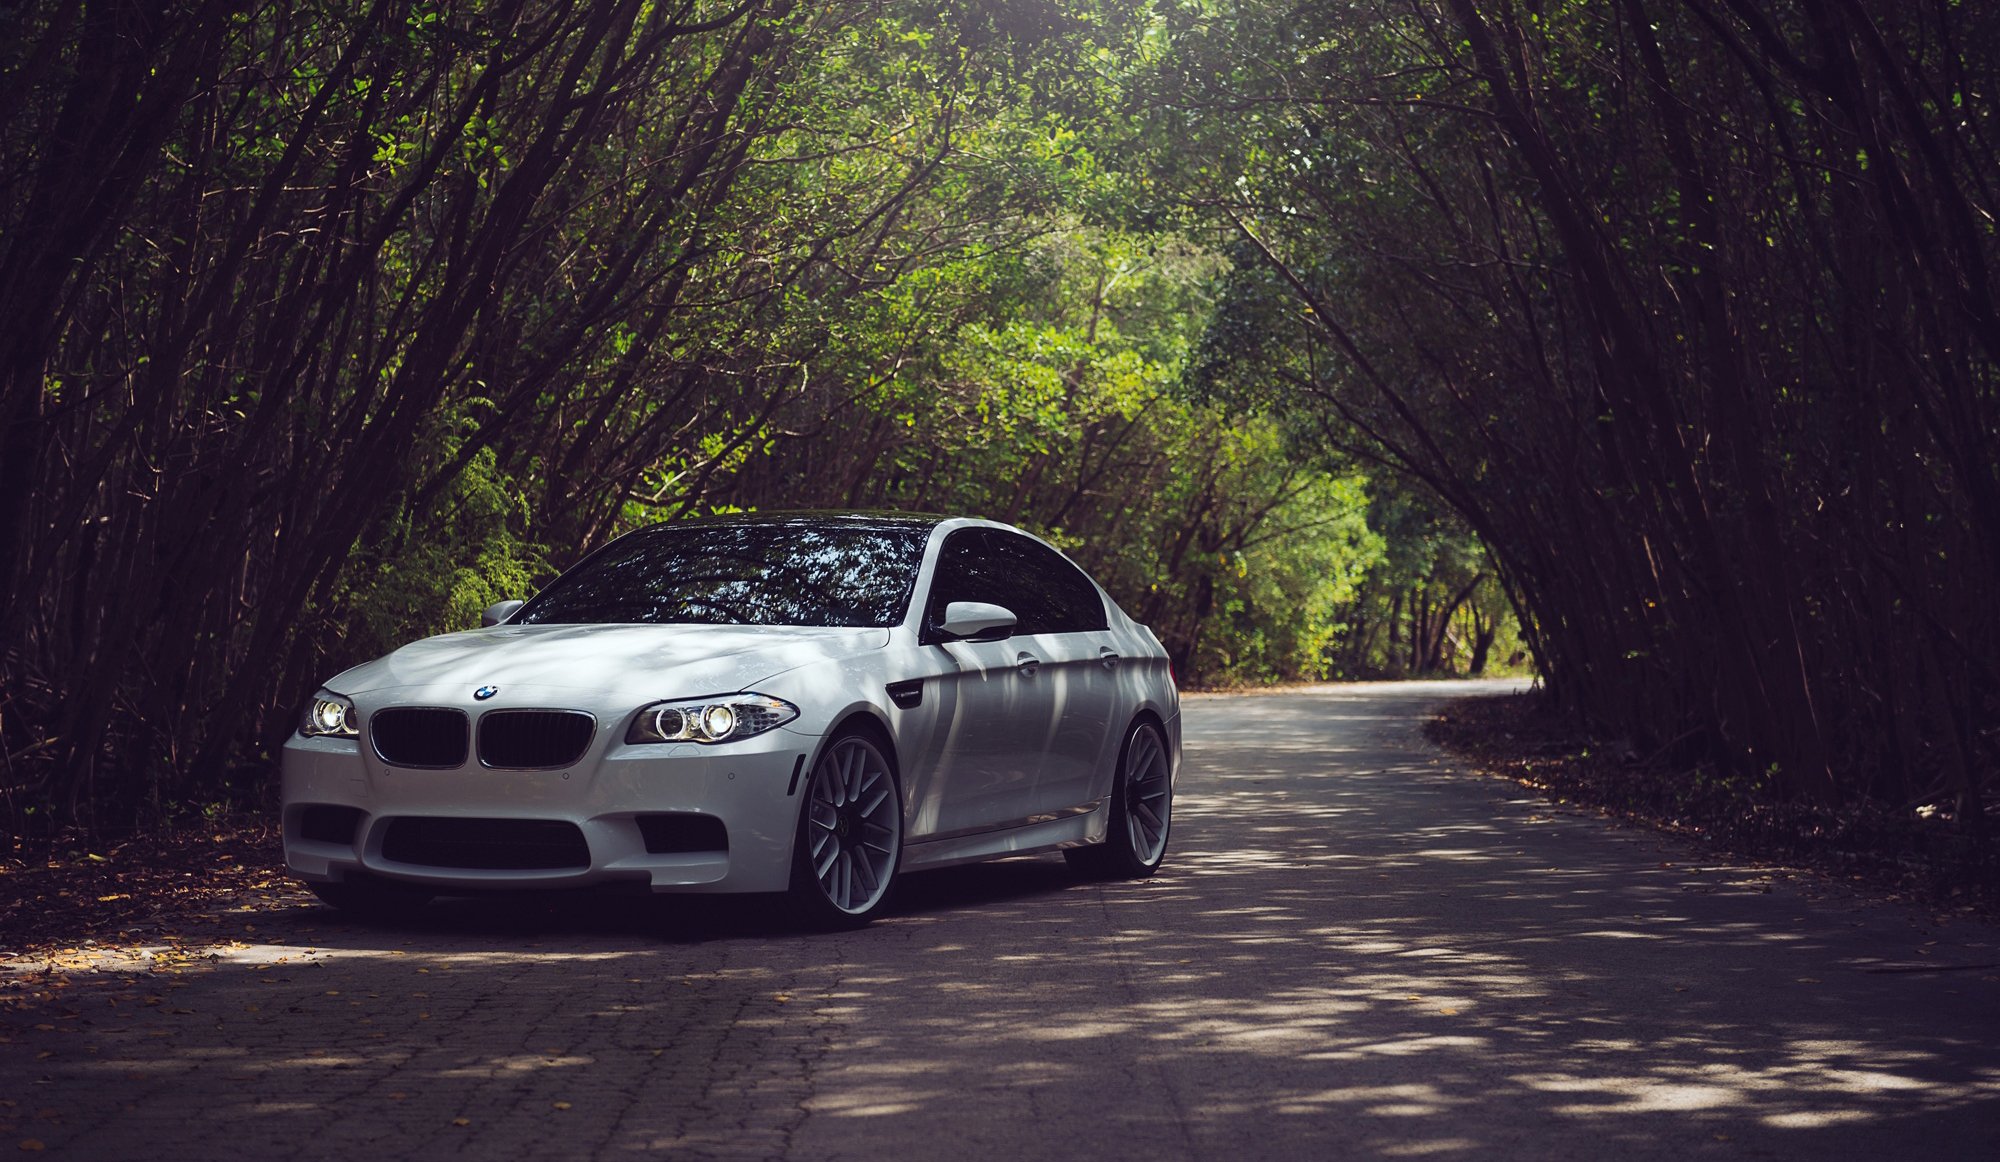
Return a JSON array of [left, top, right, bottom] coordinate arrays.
[[1761, 1109, 1877, 1129]]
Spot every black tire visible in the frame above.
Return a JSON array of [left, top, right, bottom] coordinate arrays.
[[1067, 719, 1173, 880], [307, 876, 434, 918], [788, 728, 904, 928]]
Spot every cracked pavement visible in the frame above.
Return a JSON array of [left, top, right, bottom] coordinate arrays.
[[4, 681, 1998, 1159]]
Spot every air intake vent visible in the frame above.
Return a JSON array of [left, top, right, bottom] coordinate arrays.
[[636, 813, 729, 854], [381, 817, 590, 870], [478, 710, 595, 769], [371, 708, 469, 768], [298, 804, 364, 846]]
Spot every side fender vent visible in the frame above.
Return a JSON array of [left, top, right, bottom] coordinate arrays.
[[885, 679, 923, 709]]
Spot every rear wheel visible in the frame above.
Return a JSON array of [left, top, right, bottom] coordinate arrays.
[[307, 876, 434, 918], [789, 730, 903, 927], [1067, 719, 1172, 880]]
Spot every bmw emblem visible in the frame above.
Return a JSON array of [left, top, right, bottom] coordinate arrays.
[[473, 685, 499, 701]]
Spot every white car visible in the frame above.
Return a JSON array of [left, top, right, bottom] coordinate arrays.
[[282, 513, 1179, 925]]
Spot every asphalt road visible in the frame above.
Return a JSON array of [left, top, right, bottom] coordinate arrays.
[[5, 681, 1998, 1159]]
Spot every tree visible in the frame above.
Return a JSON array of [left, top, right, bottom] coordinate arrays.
[[1152, 0, 1998, 815]]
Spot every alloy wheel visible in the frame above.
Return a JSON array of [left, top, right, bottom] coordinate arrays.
[[803, 734, 901, 915], [1121, 722, 1172, 864]]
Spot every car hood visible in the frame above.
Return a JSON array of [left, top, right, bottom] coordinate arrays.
[[325, 623, 891, 702]]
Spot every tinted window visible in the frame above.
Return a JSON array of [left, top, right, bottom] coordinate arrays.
[[516, 519, 928, 627], [926, 528, 1107, 636]]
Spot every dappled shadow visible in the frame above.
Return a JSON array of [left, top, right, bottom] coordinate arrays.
[[5, 681, 1997, 1158]]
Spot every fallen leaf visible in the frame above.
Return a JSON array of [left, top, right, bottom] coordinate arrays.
[[451, 1118, 470, 1127], [553, 1101, 572, 1111]]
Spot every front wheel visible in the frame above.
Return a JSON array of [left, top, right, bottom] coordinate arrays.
[[1066, 719, 1173, 880], [789, 730, 903, 927]]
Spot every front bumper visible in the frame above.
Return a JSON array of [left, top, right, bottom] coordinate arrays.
[[280, 727, 817, 895]]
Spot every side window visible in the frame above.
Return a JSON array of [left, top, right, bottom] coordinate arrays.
[[998, 534, 1107, 633], [925, 528, 1106, 636]]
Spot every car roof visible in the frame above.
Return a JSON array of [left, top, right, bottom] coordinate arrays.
[[650, 509, 950, 529]]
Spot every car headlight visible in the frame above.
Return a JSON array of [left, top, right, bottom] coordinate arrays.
[[626, 694, 798, 745], [299, 691, 360, 739]]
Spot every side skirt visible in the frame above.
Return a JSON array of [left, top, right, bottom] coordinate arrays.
[[900, 801, 1108, 872]]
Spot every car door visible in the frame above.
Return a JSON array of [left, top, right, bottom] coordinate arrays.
[[912, 528, 1060, 838], [985, 532, 1119, 819]]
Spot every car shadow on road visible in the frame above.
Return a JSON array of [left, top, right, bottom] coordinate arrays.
[[212, 854, 1090, 951]]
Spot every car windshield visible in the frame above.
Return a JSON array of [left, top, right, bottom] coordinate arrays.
[[512, 518, 930, 628]]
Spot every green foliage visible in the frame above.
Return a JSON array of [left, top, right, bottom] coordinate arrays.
[[1183, 469, 1384, 685], [332, 445, 549, 669], [718, 216, 1410, 685]]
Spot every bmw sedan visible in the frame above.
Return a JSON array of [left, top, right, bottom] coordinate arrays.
[[282, 512, 1180, 925]]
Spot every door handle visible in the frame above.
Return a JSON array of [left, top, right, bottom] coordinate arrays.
[[1098, 648, 1121, 669], [1014, 652, 1041, 677]]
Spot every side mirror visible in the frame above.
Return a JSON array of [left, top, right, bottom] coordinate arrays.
[[939, 601, 1016, 642], [481, 599, 525, 627]]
